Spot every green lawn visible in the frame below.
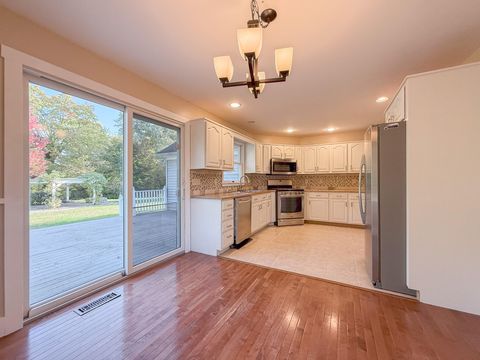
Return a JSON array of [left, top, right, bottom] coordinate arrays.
[[30, 204, 120, 229]]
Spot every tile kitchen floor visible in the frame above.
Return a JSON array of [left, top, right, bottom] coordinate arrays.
[[222, 224, 374, 290]]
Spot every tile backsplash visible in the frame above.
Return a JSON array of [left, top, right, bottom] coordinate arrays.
[[190, 170, 359, 195]]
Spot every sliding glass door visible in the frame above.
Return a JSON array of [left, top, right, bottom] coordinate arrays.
[[132, 114, 181, 266], [26, 75, 183, 314], [28, 79, 125, 306]]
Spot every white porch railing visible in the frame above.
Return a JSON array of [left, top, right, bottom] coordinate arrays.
[[133, 188, 167, 215]]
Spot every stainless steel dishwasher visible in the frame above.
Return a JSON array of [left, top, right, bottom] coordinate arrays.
[[233, 196, 252, 248]]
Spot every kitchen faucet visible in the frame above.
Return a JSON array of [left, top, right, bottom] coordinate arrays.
[[239, 174, 251, 189]]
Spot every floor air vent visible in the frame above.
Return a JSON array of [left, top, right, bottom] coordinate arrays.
[[74, 292, 121, 316]]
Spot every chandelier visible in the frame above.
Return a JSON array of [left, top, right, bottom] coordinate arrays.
[[213, 0, 293, 99]]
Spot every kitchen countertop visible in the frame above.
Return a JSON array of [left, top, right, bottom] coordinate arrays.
[[191, 189, 275, 200], [305, 188, 358, 193]]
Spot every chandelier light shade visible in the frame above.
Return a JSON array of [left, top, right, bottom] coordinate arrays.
[[213, 56, 234, 82], [212, 0, 293, 99], [275, 47, 294, 76], [237, 27, 263, 59]]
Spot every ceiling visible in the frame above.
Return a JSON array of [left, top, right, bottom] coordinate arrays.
[[2, 0, 480, 136]]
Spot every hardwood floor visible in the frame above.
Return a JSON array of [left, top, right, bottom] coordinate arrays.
[[1, 252, 479, 359]]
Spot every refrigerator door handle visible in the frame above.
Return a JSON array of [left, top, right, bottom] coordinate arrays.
[[359, 155, 367, 224]]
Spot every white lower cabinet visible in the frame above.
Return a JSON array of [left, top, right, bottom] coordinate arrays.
[[306, 193, 329, 221], [348, 193, 363, 225], [191, 198, 234, 256], [251, 193, 274, 234], [270, 192, 276, 223], [328, 193, 349, 223], [305, 192, 363, 225], [251, 202, 262, 233]]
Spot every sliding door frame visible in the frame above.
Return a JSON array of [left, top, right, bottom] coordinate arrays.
[[24, 74, 128, 317], [2, 45, 189, 330], [127, 109, 185, 275]]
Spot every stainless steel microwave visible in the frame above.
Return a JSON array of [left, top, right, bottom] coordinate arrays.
[[270, 158, 297, 175]]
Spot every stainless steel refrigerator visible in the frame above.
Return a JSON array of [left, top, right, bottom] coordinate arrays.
[[359, 121, 416, 296]]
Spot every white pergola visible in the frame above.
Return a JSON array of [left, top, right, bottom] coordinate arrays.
[[30, 177, 85, 201]]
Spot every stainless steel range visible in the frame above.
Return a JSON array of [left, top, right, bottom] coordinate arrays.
[[267, 179, 304, 226]]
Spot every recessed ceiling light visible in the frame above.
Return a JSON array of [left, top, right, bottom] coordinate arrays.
[[325, 127, 336, 132], [376, 96, 389, 103], [230, 102, 241, 109], [286, 128, 295, 133]]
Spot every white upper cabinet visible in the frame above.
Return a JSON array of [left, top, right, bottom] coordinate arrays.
[[330, 144, 348, 173], [205, 122, 222, 168], [263, 145, 271, 173], [271, 145, 284, 159], [255, 143, 263, 173], [385, 85, 406, 123], [191, 119, 364, 174], [284, 145, 295, 159], [294, 146, 303, 174], [348, 142, 363, 173], [316, 145, 331, 173], [190, 119, 235, 170], [271, 145, 294, 159], [303, 146, 316, 173], [221, 128, 234, 170]]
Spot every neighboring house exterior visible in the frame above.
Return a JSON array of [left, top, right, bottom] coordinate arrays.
[[157, 143, 179, 205]]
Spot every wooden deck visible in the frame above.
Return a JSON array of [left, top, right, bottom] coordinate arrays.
[[30, 210, 178, 305], [1, 253, 480, 359]]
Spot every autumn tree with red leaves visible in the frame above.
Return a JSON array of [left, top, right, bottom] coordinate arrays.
[[29, 112, 48, 178]]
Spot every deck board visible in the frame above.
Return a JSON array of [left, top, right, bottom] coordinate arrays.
[[30, 209, 178, 304]]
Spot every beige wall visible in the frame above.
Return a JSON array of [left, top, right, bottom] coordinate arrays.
[[255, 129, 365, 145], [463, 46, 480, 64], [299, 130, 365, 144]]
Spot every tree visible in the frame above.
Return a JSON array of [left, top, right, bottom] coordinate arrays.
[[42, 171, 63, 208], [80, 172, 107, 205], [96, 135, 123, 199], [132, 118, 177, 190], [29, 84, 110, 177], [29, 112, 48, 178]]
